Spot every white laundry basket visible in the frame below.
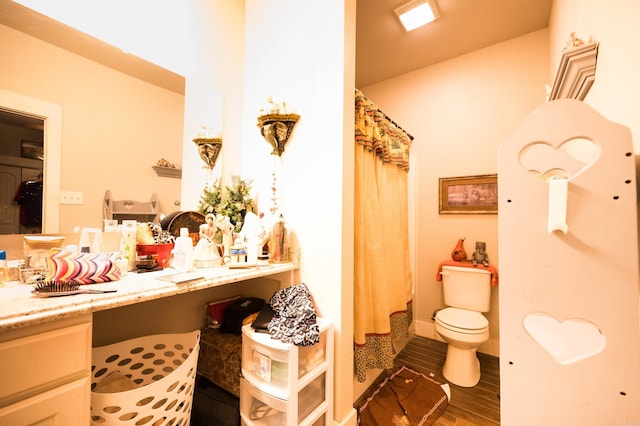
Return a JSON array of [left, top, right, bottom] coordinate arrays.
[[90, 330, 201, 425]]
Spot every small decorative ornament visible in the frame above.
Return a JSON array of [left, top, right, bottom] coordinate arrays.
[[563, 32, 585, 51], [451, 238, 467, 261], [215, 215, 234, 257], [471, 241, 489, 267]]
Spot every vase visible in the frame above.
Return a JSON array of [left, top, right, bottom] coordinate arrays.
[[451, 238, 467, 261]]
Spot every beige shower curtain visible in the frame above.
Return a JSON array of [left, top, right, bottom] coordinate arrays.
[[354, 90, 413, 382]]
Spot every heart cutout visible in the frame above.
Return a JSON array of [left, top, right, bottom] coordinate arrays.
[[519, 138, 598, 180], [523, 312, 606, 365]]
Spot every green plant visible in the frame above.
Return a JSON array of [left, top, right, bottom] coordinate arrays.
[[198, 175, 255, 232], [198, 180, 222, 217]]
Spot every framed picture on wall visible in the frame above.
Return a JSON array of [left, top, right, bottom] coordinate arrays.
[[439, 174, 498, 214]]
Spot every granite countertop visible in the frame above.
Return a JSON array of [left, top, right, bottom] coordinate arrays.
[[0, 263, 295, 331]]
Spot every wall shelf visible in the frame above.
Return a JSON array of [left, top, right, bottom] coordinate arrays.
[[152, 166, 182, 179], [103, 190, 158, 223]]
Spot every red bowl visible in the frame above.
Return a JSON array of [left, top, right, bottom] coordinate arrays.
[[136, 243, 174, 268]]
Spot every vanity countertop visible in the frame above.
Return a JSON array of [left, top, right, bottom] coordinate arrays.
[[0, 263, 296, 331]]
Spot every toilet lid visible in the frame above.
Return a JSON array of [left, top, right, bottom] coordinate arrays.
[[436, 307, 488, 330]]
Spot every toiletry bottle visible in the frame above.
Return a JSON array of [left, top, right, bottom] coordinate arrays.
[[120, 220, 137, 271], [173, 228, 194, 272], [0, 250, 7, 285], [269, 214, 288, 263], [79, 228, 91, 253], [259, 212, 269, 262], [246, 238, 259, 265]]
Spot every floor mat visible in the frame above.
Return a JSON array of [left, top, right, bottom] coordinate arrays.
[[357, 365, 450, 426]]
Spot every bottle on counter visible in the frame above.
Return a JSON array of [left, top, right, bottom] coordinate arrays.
[[269, 214, 288, 263], [173, 228, 194, 272], [230, 239, 247, 264], [120, 220, 137, 272]]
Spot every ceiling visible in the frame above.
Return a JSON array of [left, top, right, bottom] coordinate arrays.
[[0, 0, 185, 95], [356, 0, 553, 87], [0, 0, 552, 100]]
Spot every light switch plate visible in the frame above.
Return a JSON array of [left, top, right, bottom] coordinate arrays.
[[60, 190, 83, 205]]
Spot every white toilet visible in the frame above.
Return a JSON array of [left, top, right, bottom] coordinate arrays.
[[435, 265, 492, 387]]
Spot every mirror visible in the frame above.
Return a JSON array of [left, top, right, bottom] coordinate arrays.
[[0, 1, 186, 234]]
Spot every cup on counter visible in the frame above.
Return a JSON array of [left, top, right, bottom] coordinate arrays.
[[288, 247, 300, 267], [19, 265, 48, 284]]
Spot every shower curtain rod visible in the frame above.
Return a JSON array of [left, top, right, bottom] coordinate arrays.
[[378, 108, 414, 141], [356, 89, 414, 140]]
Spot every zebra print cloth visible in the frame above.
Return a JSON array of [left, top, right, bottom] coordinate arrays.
[[267, 283, 320, 346]]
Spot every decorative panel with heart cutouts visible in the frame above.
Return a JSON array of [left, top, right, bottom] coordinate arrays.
[[498, 99, 640, 425]]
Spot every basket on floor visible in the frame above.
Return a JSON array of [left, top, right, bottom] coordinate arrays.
[[90, 330, 201, 425]]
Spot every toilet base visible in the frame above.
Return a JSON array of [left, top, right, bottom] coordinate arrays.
[[442, 345, 481, 387]]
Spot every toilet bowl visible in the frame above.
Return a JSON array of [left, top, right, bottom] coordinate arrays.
[[435, 307, 489, 387], [436, 264, 493, 387]]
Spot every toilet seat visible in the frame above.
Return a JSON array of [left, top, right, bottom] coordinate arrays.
[[436, 307, 488, 334]]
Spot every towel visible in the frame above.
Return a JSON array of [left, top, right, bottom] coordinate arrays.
[[357, 365, 449, 426], [436, 260, 498, 286]]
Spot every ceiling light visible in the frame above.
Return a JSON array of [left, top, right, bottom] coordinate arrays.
[[394, 0, 439, 32]]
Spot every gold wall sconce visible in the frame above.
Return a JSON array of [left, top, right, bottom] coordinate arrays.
[[257, 98, 299, 156], [257, 113, 299, 156], [256, 99, 299, 214], [193, 137, 222, 169]]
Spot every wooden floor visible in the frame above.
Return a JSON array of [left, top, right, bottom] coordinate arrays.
[[355, 336, 501, 425]]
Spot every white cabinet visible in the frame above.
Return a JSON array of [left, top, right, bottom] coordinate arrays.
[[240, 318, 333, 426], [0, 315, 92, 425]]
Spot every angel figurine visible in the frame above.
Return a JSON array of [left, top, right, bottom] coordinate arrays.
[[194, 214, 218, 261]]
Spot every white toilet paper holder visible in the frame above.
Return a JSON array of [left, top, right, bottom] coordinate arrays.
[[547, 176, 569, 234]]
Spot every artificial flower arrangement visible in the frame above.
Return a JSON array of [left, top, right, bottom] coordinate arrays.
[[198, 175, 256, 240]]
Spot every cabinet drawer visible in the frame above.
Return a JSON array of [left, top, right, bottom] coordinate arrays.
[[0, 376, 90, 425], [0, 319, 91, 402], [297, 372, 326, 422], [240, 378, 288, 425], [241, 413, 326, 426], [240, 373, 326, 425]]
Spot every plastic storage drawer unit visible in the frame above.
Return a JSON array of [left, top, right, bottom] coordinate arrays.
[[240, 318, 334, 426], [241, 318, 330, 400]]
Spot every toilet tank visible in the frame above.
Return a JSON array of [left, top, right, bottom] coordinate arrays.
[[440, 265, 492, 312]]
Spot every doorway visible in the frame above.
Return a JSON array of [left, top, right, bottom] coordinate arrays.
[[0, 90, 62, 234], [0, 109, 44, 234]]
